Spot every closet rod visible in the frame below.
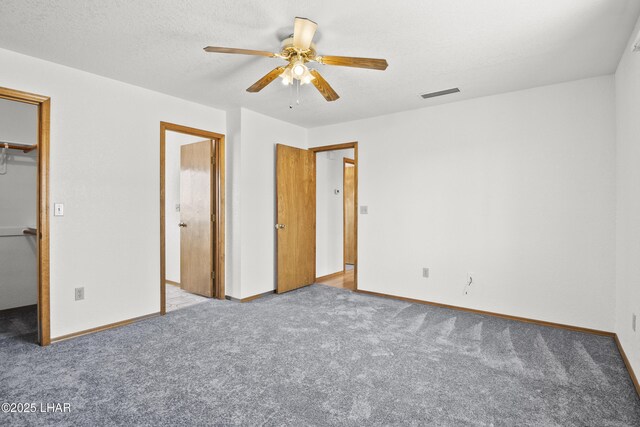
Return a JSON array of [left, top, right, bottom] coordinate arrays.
[[0, 140, 38, 153], [23, 228, 37, 236]]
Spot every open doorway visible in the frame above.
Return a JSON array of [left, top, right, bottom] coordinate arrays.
[[160, 122, 225, 314], [0, 87, 50, 346], [314, 148, 356, 290], [274, 142, 358, 294]]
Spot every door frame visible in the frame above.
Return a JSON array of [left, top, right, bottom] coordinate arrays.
[[0, 86, 51, 346], [343, 157, 355, 271], [309, 142, 358, 290], [160, 122, 225, 314]]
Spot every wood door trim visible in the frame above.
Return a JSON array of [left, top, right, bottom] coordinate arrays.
[[312, 142, 358, 290], [309, 142, 358, 153], [51, 312, 160, 342], [160, 122, 226, 315], [356, 289, 614, 336], [0, 86, 51, 346], [615, 334, 640, 398], [0, 86, 49, 104], [315, 271, 344, 283], [225, 290, 275, 303], [343, 158, 347, 271], [161, 122, 225, 140], [214, 132, 225, 301]]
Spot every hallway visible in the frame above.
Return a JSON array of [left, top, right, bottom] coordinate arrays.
[[315, 266, 355, 290]]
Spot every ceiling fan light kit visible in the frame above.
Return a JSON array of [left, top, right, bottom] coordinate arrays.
[[204, 17, 388, 105]]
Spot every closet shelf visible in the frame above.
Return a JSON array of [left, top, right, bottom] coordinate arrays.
[[1, 141, 38, 153]]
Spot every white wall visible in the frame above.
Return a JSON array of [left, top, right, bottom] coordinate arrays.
[[615, 18, 640, 377], [237, 108, 307, 299], [225, 108, 242, 299], [316, 148, 354, 277], [164, 131, 207, 284], [0, 44, 622, 341], [0, 98, 38, 310], [0, 47, 226, 337], [309, 76, 616, 331]]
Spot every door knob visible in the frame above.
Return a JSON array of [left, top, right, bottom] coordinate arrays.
[[275, 224, 286, 229], [178, 222, 187, 227]]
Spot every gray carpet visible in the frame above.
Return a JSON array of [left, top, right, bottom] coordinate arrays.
[[1, 285, 639, 426]]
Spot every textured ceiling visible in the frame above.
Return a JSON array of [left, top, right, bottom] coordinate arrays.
[[0, 0, 638, 128]]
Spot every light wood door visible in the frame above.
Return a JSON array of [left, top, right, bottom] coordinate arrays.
[[276, 144, 316, 293], [180, 140, 214, 297], [344, 160, 356, 265]]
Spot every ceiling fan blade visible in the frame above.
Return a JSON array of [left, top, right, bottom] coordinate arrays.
[[246, 67, 286, 93], [293, 17, 318, 50], [204, 46, 276, 57], [318, 55, 388, 70], [309, 70, 339, 102]]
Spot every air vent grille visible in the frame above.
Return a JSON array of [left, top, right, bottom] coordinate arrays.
[[420, 88, 460, 99]]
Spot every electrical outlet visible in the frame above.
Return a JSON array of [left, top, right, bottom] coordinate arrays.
[[360, 206, 368, 214], [75, 287, 84, 301], [422, 268, 429, 278], [633, 314, 637, 332]]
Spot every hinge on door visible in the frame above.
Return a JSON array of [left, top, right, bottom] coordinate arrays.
[[211, 271, 215, 280], [211, 214, 215, 222], [211, 154, 214, 165]]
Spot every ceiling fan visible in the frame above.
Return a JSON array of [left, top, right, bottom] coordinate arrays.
[[203, 17, 388, 102]]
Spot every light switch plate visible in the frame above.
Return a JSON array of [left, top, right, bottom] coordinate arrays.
[[422, 268, 429, 278], [54, 203, 64, 216], [360, 206, 368, 214], [75, 287, 84, 301]]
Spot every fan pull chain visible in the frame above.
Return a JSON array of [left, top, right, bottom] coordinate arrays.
[[289, 79, 303, 109], [289, 79, 294, 109]]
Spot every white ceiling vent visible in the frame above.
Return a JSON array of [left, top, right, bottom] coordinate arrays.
[[420, 88, 460, 99]]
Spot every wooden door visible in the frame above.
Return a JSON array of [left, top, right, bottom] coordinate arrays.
[[343, 160, 356, 266], [276, 144, 316, 293], [180, 140, 214, 297]]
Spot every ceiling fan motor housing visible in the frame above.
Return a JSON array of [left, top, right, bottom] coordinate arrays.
[[280, 37, 317, 61]]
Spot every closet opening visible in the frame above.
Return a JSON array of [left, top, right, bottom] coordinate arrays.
[[160, 122, 225, 313], [0, 86, 51, 346]]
